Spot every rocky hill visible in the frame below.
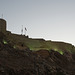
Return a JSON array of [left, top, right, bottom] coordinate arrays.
[[0, 32, 75, 75]]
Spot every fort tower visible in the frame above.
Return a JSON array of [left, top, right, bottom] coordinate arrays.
[[0, 18, 6, 33]]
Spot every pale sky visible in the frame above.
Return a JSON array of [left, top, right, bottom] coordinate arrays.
[[0, 0, 75, 45]]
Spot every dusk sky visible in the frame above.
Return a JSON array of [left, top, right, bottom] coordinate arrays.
[[0, 0, 75, 45]]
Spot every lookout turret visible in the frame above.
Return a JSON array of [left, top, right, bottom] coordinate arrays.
[[0, 18, 6, 33]]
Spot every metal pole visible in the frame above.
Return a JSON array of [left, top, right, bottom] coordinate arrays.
[[21, 25, 23, 35]]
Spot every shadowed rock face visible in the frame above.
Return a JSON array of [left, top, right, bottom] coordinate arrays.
[[0, 33, 75, 75], [0, 41, 75, 75], [33, 49, 50, 58]]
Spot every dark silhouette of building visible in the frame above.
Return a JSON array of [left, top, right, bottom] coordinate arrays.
[[0, 18, 6, 33]]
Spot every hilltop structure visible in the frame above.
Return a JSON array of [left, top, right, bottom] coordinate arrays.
[[0, 18, 6, 33], [0, 18, 75, 52]]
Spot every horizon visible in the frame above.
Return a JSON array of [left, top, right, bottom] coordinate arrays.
[[0, 0, 75, 45]]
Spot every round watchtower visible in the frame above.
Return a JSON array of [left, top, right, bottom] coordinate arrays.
[[0, 18, 6, 33]]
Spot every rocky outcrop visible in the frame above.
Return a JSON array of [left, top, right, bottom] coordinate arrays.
[[33, 49, 50, 58], [0, 41, 75, 75]]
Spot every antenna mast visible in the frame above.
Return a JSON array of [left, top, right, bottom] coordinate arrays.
[[21, 25, 23, 35], [2, 14, 3, 19]]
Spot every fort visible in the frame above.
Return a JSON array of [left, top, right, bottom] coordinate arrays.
[[0, 18, 75, 75], [0, 18, 75, 53]]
